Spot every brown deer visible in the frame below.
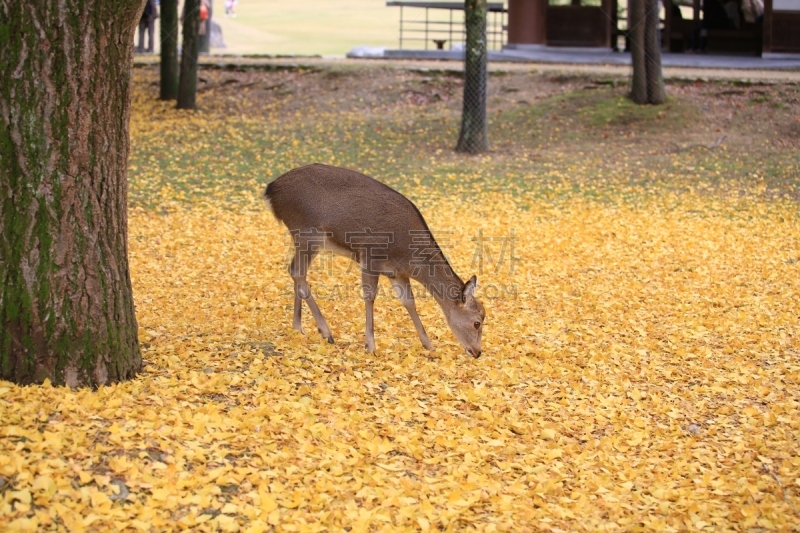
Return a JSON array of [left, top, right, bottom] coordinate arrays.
[[264, 164, 485, 357]]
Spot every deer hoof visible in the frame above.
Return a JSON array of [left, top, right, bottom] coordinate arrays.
[[326, 335, 334, 344]]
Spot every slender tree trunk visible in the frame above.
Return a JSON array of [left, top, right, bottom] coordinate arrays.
[[160, 0, 180, 100], [0, 0, 143, 387], [178, 0, 200, 110], [643, 0, 667, 105], [456, 0, 489, 154], [630, 0, 667, 105], [630, 0, 647, 101]]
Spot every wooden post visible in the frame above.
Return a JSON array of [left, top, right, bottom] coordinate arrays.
[[507, 0, 547, 47], [602, 0, 614, 49], [612, 0, 619, 50]]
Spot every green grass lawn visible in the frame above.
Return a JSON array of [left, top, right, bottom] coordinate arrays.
[[213, 0, 403, 55], [127, 64, 800, 209], [143, 0, 415, 56]]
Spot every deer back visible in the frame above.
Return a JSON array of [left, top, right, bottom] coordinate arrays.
[[265, 164, 447, 277]]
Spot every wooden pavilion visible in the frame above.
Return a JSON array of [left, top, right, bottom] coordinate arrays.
[[505, 0, 800, 55]]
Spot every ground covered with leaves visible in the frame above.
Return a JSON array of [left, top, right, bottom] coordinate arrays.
[[2, 62, 799, 531]]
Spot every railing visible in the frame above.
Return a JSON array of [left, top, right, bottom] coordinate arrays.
[[387, 2, 508, 51]]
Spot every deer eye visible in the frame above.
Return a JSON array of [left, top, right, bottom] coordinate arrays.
[[474, 321, 481, 329]]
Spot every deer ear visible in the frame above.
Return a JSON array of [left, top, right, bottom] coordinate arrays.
[[462, 275, 477, 303]]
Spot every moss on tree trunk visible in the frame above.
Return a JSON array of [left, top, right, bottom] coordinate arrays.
[[456, 0, 489, 154], [0, 0, 143, 387]]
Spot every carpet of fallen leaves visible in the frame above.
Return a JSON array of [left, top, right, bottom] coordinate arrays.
[[2, 64, 800, 532]]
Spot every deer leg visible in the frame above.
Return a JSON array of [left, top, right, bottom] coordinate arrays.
[[361, 271, 380, 353], [292, 290, 304, 334], [392, 278, 434, 351], [289, 251, 311, 334], [289, 250, 334, 344]]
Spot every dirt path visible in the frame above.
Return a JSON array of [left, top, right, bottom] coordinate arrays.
[[134, 55, 800, 83]]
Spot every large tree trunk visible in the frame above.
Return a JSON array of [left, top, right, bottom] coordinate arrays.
[[178, 0, 200, 110], [630, 0, 667, 105], [0, 0, 143, 387], [455, 0, 489, 154], [160, 0, 180, 100]]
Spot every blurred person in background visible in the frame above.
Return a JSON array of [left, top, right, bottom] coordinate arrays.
[[136, 0, 158, 54]]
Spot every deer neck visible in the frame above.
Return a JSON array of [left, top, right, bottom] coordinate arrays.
[[415, 263, 463, 315]]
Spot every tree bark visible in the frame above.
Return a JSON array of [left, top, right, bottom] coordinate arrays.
[[160, 0, 180, 100], [0, 0, 143, 387], [178, 0, 200, 110], [455, 0, 489, 154], [630, 0, 667, 105]]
